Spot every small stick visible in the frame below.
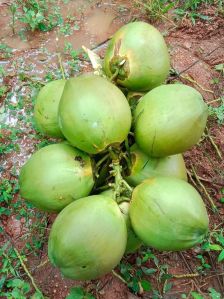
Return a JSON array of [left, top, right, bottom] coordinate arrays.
[[190, 164, 217, 212], [205, 127, 222, 160], [178, 252, 199, 283], [180, 74, 214, 94], [178, 253, 205, 296], [173, 273, 200, 279], [112, 270, 127, 284], [169, 46, 222, 81], [207, 98, 222, 105], [206, 272, 224, 279], [207, 252, 223, 293], [36, 258, 49, 269], [187, 169, 198, 188], [187, 169, 223, 186], [14, 247, 44, 298]]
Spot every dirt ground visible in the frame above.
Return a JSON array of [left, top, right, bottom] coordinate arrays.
[[0, 1, 224, 298]]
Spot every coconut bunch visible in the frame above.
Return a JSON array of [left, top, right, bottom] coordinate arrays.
[[19, 22, 209, 281]]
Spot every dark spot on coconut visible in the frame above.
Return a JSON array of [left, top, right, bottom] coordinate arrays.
[[81, 265, 87, 269], [74, 155, 85, 167]]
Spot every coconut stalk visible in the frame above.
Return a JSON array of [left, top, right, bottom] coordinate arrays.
[[108, 147, 133, 202]]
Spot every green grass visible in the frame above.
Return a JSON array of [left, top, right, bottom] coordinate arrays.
[[66, 287, 95, 299], [9, 0, 63, 33], [0, 44, 13, 59], [134, 0, 223, 24], [0, 177, 47, 298], [134, 0, 175, 21], [208, 98, 224, 125]]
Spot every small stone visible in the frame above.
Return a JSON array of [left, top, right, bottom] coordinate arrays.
[[20, 217, 26, 224], [183, 41, 192, 49], [37, 54, 48, 62]]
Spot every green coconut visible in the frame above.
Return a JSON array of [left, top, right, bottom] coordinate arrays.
[[103, 21, 170, 91], [101, 189, 142, 254], [58, 75, 132, 154], [134, 84, 208, 157], [130, 176, 209, 251], [126, 144, 187, 186], [48, 195, 127, 280], [19, 143, 94, 212], [34, 79, 66, 138]]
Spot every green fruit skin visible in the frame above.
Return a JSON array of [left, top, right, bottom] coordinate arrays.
[[19, 143, 94, 212], [119, 201, 143, 254], [134, 84, 208, 157], [126, 144, 187, 186], [58, 75, 132, 154], [130, 177, 209, 251], [101, 189, 142, 253], [103, 21, 170, 91], [34, 80, 66, 138], [48, 195, 127, 280]]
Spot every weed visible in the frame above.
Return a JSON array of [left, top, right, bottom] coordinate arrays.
[[117, 4, 129, 13], [196, 254, 211, 272], [135, 0, 223, 24], [189, 288, 222, 299], [60, 23, 73, 35], [66, 286, 95, 299], [196, 227, 224, 274], [0, 65, 6, 77], [9, 3, 17, 35], [117, 248, 172, 297], [0, 125, 22, 155], [0, 44, 13, 59], [10, 0, 63, 33], [0, 243, 44, 298], [0, 85, 8, 98], [1, 278, 31, 299], [208, 287, 222, 299], [208, 97, 224, 125], [0, 176, 47, 297], [64, 42, 81, 74], [133, 0, 175, 21], [174, 0, 222, 24], [214, 63, 224, 76]]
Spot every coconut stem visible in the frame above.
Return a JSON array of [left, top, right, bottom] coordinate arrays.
[[110, 68, 119, 82], [96, 153, 110, 168], [109, 147, 133, 202], [109, 58, 126, 82]]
